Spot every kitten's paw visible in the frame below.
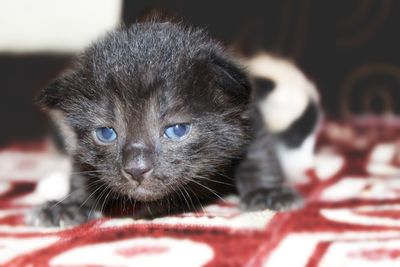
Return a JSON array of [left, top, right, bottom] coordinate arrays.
[[241, 187, 303, 211], [25, 201, 102, 228]]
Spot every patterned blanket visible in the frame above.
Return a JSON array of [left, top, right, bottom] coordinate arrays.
[[1, 118, 400, 267]]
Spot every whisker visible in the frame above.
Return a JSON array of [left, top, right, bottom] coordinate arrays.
[[183, 177, 226, 202], [193, 175, 234, 186], [177, 186, 191, 212], [88, 183, 111, 219], [70, 170, 109, 175], [132, 198, 137, 217], [49, 190, 77, 209], [181, 185, 197, 214], [145, 203, 153, 217], [185, 186, 206, 214], [79, 183, 106, 209], [100, 188, 113, 215]]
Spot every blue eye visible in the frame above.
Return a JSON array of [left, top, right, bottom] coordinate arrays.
[[95, 127, 117, 143], [164, 124, 191, 140]]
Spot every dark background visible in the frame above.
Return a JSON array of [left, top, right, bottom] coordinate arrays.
[[1, 0, 399, 145]]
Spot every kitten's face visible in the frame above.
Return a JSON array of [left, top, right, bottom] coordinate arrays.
[[38, 22, 251, 202]]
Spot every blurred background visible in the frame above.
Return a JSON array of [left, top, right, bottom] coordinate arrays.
[[0, 0, 399, 146]]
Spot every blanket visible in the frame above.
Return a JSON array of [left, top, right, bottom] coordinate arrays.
[[1, 118, 400, 267]]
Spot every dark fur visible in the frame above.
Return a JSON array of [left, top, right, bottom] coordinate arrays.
[[251, 76, 320, 149], [29, 22, 300, 227], [278, 101, 319, 148]]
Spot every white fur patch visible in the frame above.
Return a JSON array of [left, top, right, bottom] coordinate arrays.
[[0, 0, 122, 53], [245, 53, 319, 133], [277, 134, 316, 184]]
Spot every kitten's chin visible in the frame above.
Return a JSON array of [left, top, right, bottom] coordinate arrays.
[[126, 186, 168, 202], [117, 177, 170, 202]]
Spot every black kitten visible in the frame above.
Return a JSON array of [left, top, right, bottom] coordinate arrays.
[[28, 22, 300, 227]]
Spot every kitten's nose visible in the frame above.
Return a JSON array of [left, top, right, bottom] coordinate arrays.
[[123, 142, 154, 183], [123, 164, 153, 183]]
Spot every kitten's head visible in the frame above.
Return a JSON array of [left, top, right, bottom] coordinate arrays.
[[38, 22, 251, 202]]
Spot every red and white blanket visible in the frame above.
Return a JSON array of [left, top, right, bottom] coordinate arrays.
[[1, 118, 400, 267]]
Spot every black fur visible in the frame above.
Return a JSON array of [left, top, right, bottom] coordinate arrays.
[[279, 101, 319, 148], [29, 22, 300, 227], [252, 77, 275, 101]]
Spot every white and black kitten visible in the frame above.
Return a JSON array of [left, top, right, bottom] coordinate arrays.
[[29, 22, 301, 227], [244, 53, 321, 184]]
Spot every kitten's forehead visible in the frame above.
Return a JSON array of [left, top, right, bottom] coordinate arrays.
[[100, 60, 209, 115], [104, 85, 187, 127]]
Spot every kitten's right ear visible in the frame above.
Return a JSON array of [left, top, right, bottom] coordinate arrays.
[[210, 54, 252, 105], [36, 79, 65, 110]]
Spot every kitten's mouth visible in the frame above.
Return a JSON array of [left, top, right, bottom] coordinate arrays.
[[120, 178, 170, 202], [131, 187, 164, 202]]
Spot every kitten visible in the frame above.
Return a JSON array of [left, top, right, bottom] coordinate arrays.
[[28, 22, 301, 227], [243, 53, 321, 184]]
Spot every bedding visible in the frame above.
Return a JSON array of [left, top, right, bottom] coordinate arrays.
[[1, 118, 400, 267]]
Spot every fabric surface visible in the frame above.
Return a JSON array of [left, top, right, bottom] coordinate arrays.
[[1, 118, 400, 266]]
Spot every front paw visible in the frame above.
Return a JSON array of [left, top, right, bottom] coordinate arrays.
[[241, 187, 303, 211], [25, 201, 102, 228]]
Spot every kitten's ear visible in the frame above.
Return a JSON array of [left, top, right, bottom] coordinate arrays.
[[210, 54, 251, 105], [36, 79, 65, 110]]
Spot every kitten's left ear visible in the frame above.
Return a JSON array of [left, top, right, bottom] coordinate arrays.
[[210, 54, 251, 105]]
